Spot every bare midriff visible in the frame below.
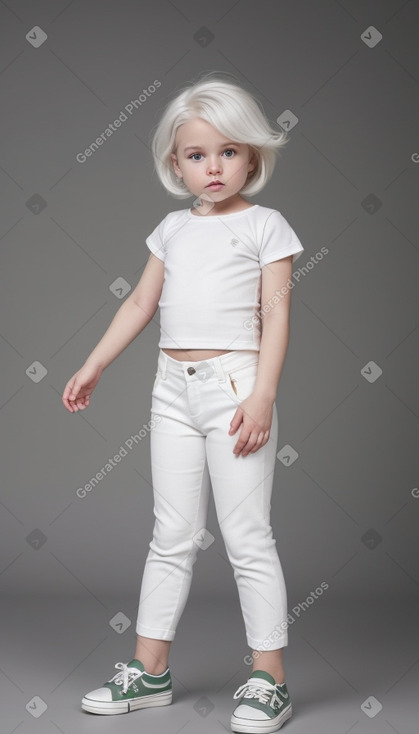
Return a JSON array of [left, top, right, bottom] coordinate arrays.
[[162, 348, 233, 362]]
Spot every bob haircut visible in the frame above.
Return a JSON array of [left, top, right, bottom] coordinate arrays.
[[149, 71, 289, 199]]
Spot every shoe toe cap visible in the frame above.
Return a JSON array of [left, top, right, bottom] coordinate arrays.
[[84, 687, 113, 702], [233, 703, 270, 721]]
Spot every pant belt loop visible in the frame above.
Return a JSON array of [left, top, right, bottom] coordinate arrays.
[[160, 350, 168, 380], [213, 356, 226, 383]]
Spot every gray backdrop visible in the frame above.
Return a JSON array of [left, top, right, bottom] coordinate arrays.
[[1, 1, 418, 733]]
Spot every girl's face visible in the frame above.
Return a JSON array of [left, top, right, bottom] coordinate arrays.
[[170, 117, 256, 208]]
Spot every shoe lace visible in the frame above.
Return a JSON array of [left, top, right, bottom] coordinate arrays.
[[108, 662, 144, 694], [233, 679, 281, 708]]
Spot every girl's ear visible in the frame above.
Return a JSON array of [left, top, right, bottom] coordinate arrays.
[[248, 149, 258, 177], [170, 152, 182, 178]]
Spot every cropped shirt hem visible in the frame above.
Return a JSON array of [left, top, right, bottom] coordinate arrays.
[[158, 341, 260, 350]]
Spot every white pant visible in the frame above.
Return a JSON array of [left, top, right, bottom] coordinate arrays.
[[135, 348, 288, 650]]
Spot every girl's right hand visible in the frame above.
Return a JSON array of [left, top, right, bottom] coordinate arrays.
[[62, 362, 103, 413]]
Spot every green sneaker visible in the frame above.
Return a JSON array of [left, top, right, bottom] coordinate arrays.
[[81, 658, 172, 715], [231, 670, 292, 733]]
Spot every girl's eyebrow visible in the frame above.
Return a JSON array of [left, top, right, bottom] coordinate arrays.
[[183, 143, 240, 153]]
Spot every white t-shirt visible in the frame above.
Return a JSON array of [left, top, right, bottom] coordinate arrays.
[[145, 203, 304, 350]]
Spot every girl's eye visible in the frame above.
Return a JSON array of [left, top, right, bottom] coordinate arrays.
[[188, 149, 236, 161]]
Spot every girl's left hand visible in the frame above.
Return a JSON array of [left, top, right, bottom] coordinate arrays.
[[228, 393, 274, 457]]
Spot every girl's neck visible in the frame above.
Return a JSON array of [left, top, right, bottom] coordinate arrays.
[[190, 197, 254, 217]]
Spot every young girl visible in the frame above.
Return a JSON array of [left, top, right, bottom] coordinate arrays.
[[62, 71, 304, 733]]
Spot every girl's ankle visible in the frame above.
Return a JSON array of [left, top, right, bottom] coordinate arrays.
[[135, 659, 168, 676]]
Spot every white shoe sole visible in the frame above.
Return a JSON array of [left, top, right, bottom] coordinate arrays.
[[231, 703, 292, 733], [81, 689, 172, 715]]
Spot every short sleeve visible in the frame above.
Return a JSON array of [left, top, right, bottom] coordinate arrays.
[[146, 215, 168, 262], [259, 210, 304, 267]]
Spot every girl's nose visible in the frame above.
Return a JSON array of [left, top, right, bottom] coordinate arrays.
[[207, 158, 222, 174]]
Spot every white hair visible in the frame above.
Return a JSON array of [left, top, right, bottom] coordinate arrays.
[[149, 71, 289, 199]]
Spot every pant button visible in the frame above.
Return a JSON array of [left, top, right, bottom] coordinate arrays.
[[187, 366, 196, 375]]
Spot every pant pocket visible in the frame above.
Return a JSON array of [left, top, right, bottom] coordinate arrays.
[[226, 361, 259, 402]]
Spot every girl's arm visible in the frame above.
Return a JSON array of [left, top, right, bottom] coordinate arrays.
[[62, 253, 164, 412], [252, 256, 293, 402], [84, 253, 164, 371]]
